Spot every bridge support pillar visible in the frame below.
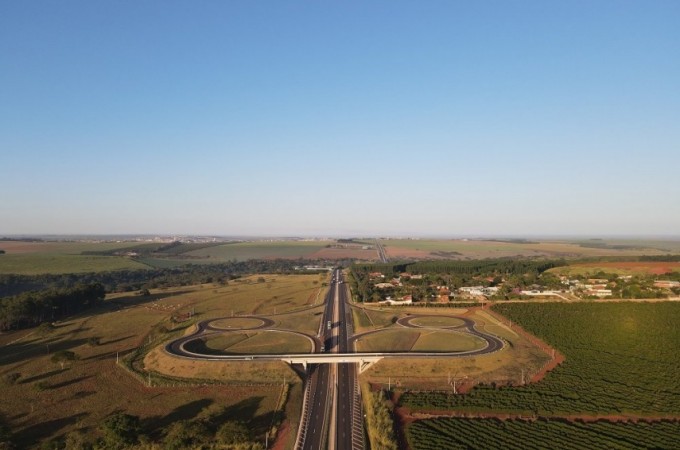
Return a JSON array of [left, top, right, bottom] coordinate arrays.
[[359, 359, 378, 374]]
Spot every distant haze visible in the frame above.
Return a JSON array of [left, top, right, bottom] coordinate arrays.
[[1, 2, 679, 236]]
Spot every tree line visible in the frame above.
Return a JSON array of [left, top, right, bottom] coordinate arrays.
[[0, 258, 349, 298], [0, 258, 348, 330], [0, 283, 105, 331]]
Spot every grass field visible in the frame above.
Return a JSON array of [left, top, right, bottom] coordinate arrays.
[[0, 241, 150, 275], [355, 329, 485, 353], [411, 331, 486, 352], [0, 253, 149, 275], [0, 274, 322, 448], [0, 239, 338, 274], [350, 307, 400, 333], [356, 329, 421, 352], [359, 308, 550, 390], [379, 238, 679, 260], [548, 261, 680, 276], [210, 317, 268, 329], [410, 316, 466, 328], [0, 241, 134, 255], [275, 307, 326, 336], [197, 331, 312, 354], [184, 241, 333, 262], [115, 274, 325, 319]]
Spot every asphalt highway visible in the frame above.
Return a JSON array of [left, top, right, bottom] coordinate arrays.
[[163, 271, 506, 450]]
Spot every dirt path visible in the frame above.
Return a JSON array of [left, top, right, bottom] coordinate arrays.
[[397, 405, 680, 423], [270, 419, 290, 450]]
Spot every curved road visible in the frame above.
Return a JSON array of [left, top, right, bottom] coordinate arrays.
[[163, 274, 506, 450], [165, 314, 504, 362], [165, 316, 322, 358]]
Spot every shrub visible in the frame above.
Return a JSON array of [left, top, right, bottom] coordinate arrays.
[[99, 413, 142, 449]]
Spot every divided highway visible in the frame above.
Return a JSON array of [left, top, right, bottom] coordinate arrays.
[[164, 269, 506, 450], [300, 269, 363, 450]]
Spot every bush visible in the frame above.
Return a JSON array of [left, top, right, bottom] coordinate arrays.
[[99, 413, 142, 449], [51, 350, 78, 368], [216, 421, 251, 445], [3, 373, 20, 386], [163, 420, 210, 450], [36, 323, 54, 336], [64, 430, 91, 450]]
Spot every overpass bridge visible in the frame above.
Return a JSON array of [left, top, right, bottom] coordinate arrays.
[[169, 346, 385, 373], [281, 354, 383, 373]]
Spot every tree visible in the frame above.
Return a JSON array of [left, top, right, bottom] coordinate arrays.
[[100, 413, 141, 449], [216, 421, 251, 446], [64, 430, 91, 450], [163, 420, 210, 450], [51, 350, 78, 369]]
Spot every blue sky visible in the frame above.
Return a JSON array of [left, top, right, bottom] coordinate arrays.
[[1, 1, 679, 237]]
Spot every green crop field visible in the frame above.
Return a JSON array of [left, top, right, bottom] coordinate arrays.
[[0, 253, 149, 275], [184, 240, 333, 262], [400, 302, 680, 416], [407, 417, 680, 450]]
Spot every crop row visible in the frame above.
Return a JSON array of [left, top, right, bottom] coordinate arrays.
[[401, 302, 680, 415], [407, 418, 680, 450]]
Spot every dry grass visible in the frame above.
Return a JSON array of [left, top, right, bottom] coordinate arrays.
[[357, 330, 421, 352], [360, 309, 551, 390], [275, 307, 326, 335], [0, 275, 320, 447], [410, 316, 466, 328], [145, 346, 297, 383], [379, 238, 676, 260], [549, 261, 680, 276], [202, 331, 312, 354], [411, 331, 486, 352], [210, 317, 268, 329]]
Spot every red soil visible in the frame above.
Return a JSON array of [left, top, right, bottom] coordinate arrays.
[[271, 420, 290, 450]]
